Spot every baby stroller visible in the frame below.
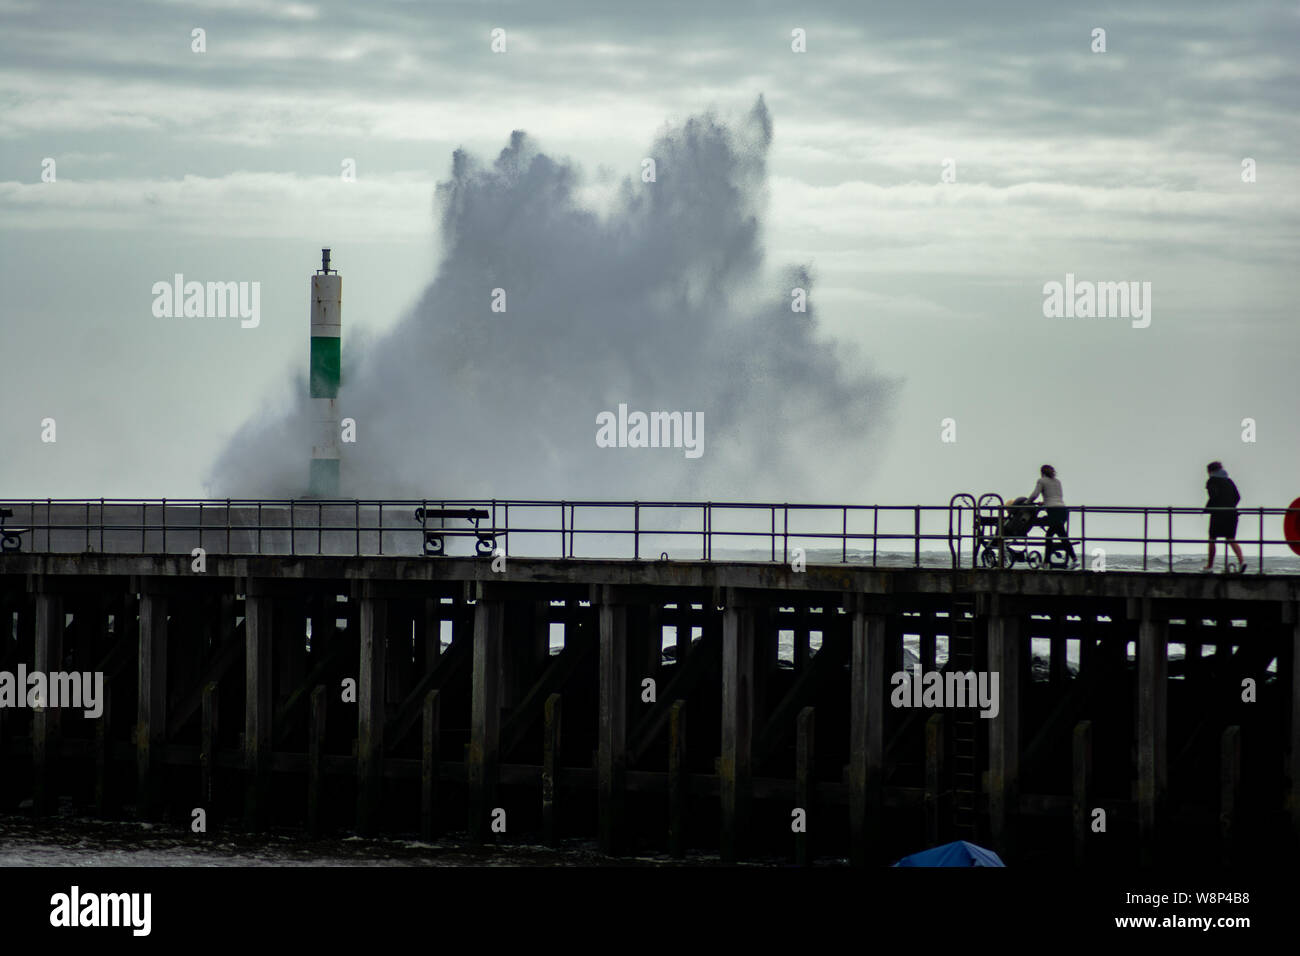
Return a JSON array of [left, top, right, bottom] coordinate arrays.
[[975, 496, 1047, 569]]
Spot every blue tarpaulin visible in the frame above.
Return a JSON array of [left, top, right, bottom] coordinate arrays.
[[893, 841, 1006, 867]]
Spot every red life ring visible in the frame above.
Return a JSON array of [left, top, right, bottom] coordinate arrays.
[[1284, 497, 1300, 557]]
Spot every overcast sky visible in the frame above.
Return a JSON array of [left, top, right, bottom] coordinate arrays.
[[1, 0, 1297, 522]]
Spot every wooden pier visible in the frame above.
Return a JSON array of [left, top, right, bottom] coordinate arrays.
[[1, 551, 1297, 865]]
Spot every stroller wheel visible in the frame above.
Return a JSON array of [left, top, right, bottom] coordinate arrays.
[[1026, 550, 1043, 569], [980, 548, 1000, 568]]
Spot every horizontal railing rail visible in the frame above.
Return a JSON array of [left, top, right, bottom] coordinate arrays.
[[0, 498, 1297, 574]]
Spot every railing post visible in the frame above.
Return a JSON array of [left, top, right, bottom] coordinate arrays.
[[633, 503, 639, 560], [1258, 508, 1263, 574], [913, 506, 920, 567], [703, 504, 708, 561], [1167, 507, 1173, 572], [1142, 509, 1148, 570], [706, 503, 712, 561], [770, 507, 776, 562]]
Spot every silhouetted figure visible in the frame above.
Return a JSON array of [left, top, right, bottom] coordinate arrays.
[[1027, 464, 1077, 566], [1203, 461, 1245, 572]]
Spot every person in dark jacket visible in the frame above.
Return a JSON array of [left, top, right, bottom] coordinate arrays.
[[1203, 461, 1245, 572]]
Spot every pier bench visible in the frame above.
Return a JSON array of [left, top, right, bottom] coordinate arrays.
[[0, 508, 27, 552], [413, 507, 503, 556]]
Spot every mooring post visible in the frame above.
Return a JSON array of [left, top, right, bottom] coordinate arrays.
[[925, 712, 944, 847], [1134, 597, 1167, 865], [33, 580, 64, 816], [720, 589, 756, 863], [987, 597, 1020, 859], [357, 586, 388, 836], [422, 688, 441, 840], [668, 699, 687, 859], [136, 584, 168, 820], [468, 584, 503, 842], [542, 692, 560, 846], [243, 587, 273, 830], [1220, 724, 1240, 866], [1073, 719, 1092, 867], [597, 585, 629, 855], [796, 705, 815, 866], [308, 684, 326, 836], [201, 681, 218, 815], [849, 597, 887, 866]]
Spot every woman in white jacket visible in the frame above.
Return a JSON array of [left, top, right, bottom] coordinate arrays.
[[1027, 464, 1078, 566]]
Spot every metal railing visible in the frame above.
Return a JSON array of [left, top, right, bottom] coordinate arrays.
[[0, 498, 1296, 573]]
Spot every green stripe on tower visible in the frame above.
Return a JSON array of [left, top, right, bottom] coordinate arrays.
[[310, 337, 340, 398]]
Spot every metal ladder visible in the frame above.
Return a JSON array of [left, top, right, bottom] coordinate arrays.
[[949, 592, 979, 840]]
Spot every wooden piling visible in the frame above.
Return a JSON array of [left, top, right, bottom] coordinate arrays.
[[277, 598, 306, 708], [33, 585, 64, 815], [1073, 720, 1092, 867], [243, 590, 273, 830], [848, 604, 886, 866], [94, 681, 112, 815], [1050, 612, 1066, 687], [1220, 724, 1240, 865], [136, 587, 167, 819], [597, 592, 628, 855], [645, 601, 664, 677], [357, 591, 388, 835], [308, 684, 326, 836], [668, 699, 686, 859], [795, 705, 814, 866], [422, 597, 442, 671], [987, 604, 1020, 858], [541, 692, 560, 846], [1136, 600, 1167, 865], [793, 605, 811, 674], [720, 595, 755, 863], [422, 688, 441, 840], [201, 681, 218, 812], [925, 712, 944, 847], [468, 593, 503, 842], [920, 618, 936, 673]]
